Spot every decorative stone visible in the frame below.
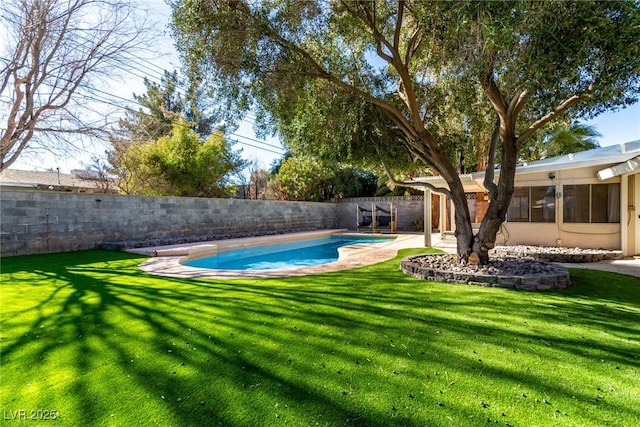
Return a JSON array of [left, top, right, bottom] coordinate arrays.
[[492, 245, 622, 263]]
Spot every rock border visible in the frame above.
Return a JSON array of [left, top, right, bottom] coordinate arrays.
[[491, 245, 623, 263], [102, 227, 318, 251], [400, 254, 571, 291]]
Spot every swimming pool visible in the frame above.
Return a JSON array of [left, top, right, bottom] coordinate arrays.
[[183, 235, 392, 271]]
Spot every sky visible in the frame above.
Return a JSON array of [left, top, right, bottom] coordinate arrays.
[[6, 1, 640, 174], [578, 104, 640, 147], [7, 0, 286, 174]]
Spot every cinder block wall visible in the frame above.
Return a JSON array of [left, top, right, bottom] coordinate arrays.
[[334, 196, 425, 231], [0, 190, 336, 256]]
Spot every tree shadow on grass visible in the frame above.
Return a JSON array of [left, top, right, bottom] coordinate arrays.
[[1, 250, 639, 426]]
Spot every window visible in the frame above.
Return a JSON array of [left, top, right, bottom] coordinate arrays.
[[563, 184, 620, 223], [508, 188, 529, 222], [507, 186, 555, 223]]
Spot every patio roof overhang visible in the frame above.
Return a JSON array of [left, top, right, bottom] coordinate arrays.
[[408, 173, 487, 193], [409, 141, 640, 191], [597, 155, 640, 180]]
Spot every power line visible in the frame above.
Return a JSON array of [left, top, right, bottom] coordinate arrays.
[[76, 86, 286, 154], [88, 87, 284, 152], [9, 66, 286, 154], [1, 30, 286, 155]]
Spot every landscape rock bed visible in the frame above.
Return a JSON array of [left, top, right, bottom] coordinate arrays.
[[102, 227, 317, 251], [491, 245, 623, 263], [401, 254, 571, 291]]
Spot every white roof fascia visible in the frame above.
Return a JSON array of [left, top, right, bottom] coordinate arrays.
[[409, 140, 640, 190], [410, 174, 487, 192], [597, 155, 640, 180], [514, 140, 640, 175], [515, 156, 633, 175]]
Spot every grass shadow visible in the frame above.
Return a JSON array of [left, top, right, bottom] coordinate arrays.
[[1, 249, 639, 426]]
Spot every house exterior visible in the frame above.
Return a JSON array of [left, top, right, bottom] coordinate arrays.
[[0, 169, 118, 194], [414, 140, 640, 256]]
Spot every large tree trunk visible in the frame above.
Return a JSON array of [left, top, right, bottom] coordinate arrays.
[[450, 186, 474, 262], [472, 135, 520, 264], [430, 149, 476, 263]]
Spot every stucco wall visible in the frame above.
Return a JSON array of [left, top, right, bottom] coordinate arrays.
[[496, 223, 621, 250], [493, 167, 625, 250], [0, 189, 336, 256]]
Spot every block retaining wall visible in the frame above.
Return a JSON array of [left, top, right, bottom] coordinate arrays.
[[0, 190, 336, 256], [1, 190, 425, 257], [400, 254, 571, 291]]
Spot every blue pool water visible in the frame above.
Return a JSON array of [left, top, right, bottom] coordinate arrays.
[[184, 235, 392, 271]]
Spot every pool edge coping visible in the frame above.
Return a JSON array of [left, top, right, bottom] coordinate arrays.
[[137, 231, 423, 279], [127, 229, 349, 257]]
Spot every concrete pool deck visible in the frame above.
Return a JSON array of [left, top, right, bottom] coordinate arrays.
[[134, 230, 639, 279], [136, 230, 430, 279]]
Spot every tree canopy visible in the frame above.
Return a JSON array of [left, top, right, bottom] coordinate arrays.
[[0, 0, 151, 171], [113, 118, 245, 197], [269, 155, 379, 201], [108, 68, 235, 196], [171, 0, 640, 262], [113, 70, 219, 145], [522, 122, 602, 161]]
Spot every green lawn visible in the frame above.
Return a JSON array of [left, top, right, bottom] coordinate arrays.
[[1, 249, 639, 426]]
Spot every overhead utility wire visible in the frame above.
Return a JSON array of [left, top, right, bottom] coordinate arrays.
[[75, 87, 285, 155], [1, 52, 284, 154], [72, 42, 264, 127], [83, 82, 284, 151]]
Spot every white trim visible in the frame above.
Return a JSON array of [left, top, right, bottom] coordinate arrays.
[[635, 174, 640, 256], [597, 156, 640, 180], [620, 175, 631, 256]]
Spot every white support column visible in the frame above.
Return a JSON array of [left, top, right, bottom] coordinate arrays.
[[439, 193, 446, 237], [450, 198, 456, 234], [424, 188, 432, 247], [620, 175, 629, 255], [635, 174, 640, 256]]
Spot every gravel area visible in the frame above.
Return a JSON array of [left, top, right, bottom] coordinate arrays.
[[102, 227, 318, 251], [406, 254, 567, 277], [492, 245, 623, 262], [402, 245, 628, 290]]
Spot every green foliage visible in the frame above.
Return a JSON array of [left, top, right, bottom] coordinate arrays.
[[269, 155, 380, 201], [172, 0, 638, 157], [411, 216, 424, 232], [269, 156, 332, 201], [171, 0, 640, 257], [332, 168, 378, 199], [117, 119, 246, 197], [108, 68, 235, 196], [522, 122, 602, 161], [116, 70, 218, 142], [413, 1, 640, 117], [117, 70, 186, 143], [2, 249, 639, 426]]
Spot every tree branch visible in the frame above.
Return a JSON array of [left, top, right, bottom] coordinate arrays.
[[373, 140, 452, 197], [507, 90, 528, 118], [260, 14, 421, 142], [393, 1, 405, 61], [345, 1, 394, 63], [483, 116, 500, 198], [516, 92, 587, 145], [481, 51, 507, 120], [404, 27, 422, 66]]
